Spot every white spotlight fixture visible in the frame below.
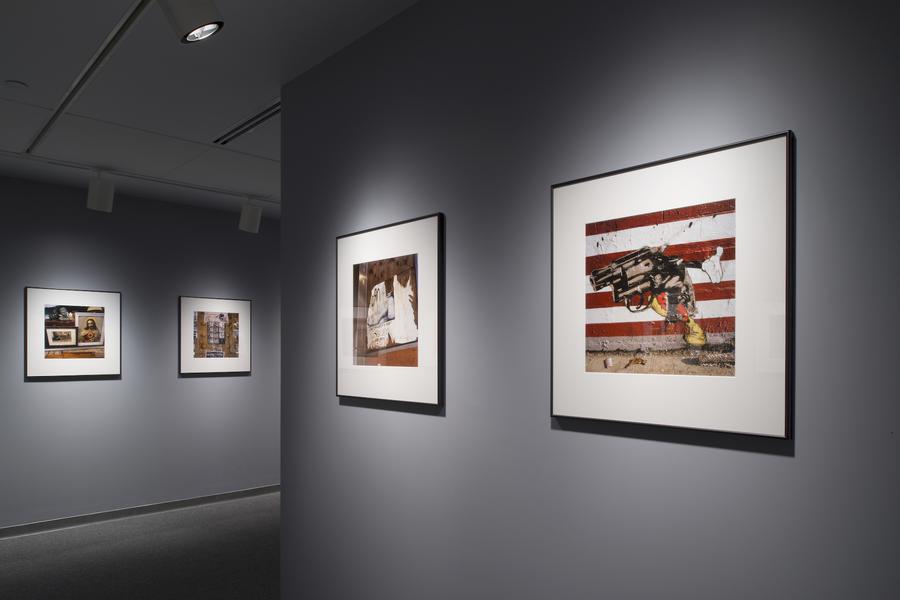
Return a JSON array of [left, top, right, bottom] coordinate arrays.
[[158, 0, 224, 44], [87, 171, 115, 213], [239, 202, 262, 234]]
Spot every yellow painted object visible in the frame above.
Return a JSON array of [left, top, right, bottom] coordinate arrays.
[[650, 296, 707, 346], [649, 296, 667, 319], [682, 318, 707, 346]]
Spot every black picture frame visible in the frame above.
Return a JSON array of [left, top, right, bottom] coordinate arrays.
[[178, 295, 252, 377], [24, 286, 123, 381], [335, 213, 445, 406], [551, 131, 795, 438]]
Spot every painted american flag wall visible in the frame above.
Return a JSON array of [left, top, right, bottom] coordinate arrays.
[[585, 199, 737, 351]]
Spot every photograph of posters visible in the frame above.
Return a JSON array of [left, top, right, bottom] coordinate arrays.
[[337, 214, 443, 404], [353, 253, 418, 367], [179, 297, 251, 375], [193, 311, 240, 358], [585, 199, 736, 376], [552, 132, 793, 437], [26, 287, 121, 378]]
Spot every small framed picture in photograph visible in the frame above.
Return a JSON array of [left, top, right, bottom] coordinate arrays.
[[45, 328, 77, 347], [336, 213, 443, 404], [25, 287, 122, 379], [179, 296, 251, 375], [75, 312, 105, 347]]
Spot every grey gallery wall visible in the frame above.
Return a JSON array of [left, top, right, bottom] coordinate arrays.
[[281, 0, 899, 598], [0, 176, 280, 529]]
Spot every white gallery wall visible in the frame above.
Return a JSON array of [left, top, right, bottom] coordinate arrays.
[[0, 176, 280, 529], [280, 0, 899, 598]]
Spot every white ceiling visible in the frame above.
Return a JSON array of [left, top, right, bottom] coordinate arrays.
[[0, 0, 418, 217]]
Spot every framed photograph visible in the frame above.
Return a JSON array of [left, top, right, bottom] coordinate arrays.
[[336, 213, 443, 404], [46, 328, 77, 347], [75, 312, 105, 346], [552, 132, 793, 437], [179, 296, 251, 375], [25, 287, 122, 379]]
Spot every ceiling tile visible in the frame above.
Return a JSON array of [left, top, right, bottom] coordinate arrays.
[[0, 152, 90, 193], [0, 99, 52, 153], [221, 113, 280, 162], [69, 0, 418, 143], [167, 147, 280, 199], [0, 1, 134, 108], [36, 114, 208, 176], [1, 0, 417, 219]]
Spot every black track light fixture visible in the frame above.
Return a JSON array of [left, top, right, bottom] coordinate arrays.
[[157, 0, 224, 44]]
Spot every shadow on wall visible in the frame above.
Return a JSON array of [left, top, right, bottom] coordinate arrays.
[[552, 416, 794, 456], [339, 395, 445, 417]]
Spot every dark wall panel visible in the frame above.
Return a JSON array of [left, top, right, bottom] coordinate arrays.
[[0, 176, 280, 529], [281, 1, 899, 597]]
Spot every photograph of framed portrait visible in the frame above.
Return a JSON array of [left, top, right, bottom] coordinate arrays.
[[179, 296, 251, 375], [75, 312, 105, 347], [25, 287, 122, 379], [336, 213, 443, 404], [552, 132, 793, 437]]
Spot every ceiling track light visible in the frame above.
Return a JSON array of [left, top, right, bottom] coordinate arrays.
[[157, 0, 224, 44], [239, 202, 262, 234], [87, 171, 115, 213]]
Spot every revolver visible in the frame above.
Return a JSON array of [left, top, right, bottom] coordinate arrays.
[[589, 245, 695, 315]]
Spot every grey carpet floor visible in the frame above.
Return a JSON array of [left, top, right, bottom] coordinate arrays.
[[0, 491, 279, 600]]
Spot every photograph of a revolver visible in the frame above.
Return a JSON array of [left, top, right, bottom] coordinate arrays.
[[588, 245, 697, 316]]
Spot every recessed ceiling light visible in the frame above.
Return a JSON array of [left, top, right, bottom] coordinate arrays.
[[185, 22, 221, 43], [158, 0, 224, 44]]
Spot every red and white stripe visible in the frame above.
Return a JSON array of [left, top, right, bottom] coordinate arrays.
[[585, 199, 736, 351]]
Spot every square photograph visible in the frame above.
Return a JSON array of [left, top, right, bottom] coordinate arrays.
[[193, 311, 240, 358], [585, 199, 736, 376], [179, 297, 251, 375]]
